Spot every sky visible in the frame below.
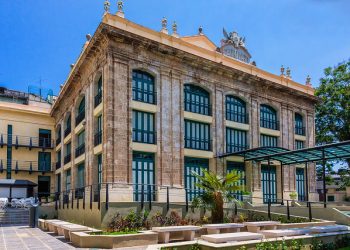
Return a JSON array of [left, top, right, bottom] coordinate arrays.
[[0, 0, 350, 95]]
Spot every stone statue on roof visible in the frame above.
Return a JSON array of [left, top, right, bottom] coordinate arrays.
[[221, 27, 251, 63], [223, 28, 246, 47]]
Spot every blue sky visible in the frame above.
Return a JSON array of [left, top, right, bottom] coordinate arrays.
[[0, 0, 349, 95]]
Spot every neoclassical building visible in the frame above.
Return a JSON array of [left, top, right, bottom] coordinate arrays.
[[51, 11, 318, 205]]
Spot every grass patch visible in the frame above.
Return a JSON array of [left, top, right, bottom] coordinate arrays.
[[90, 230, 139, 236], [339, 248, 350, 250]]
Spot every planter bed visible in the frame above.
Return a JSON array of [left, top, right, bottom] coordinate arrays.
[[70, 230, 158, 249]]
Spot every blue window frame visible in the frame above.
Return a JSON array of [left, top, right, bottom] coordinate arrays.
[[97, 154, 102, 185], [260, 134, 278, 147], [295, 140, 304, 150], [261, 165, 277, 203], [184, 157, 209, 201], [132, 110, 156, 144], [185, 120, 211, 151], [75, 130, 85, 158], [94, 115, 103, 146], [64, 114, 71, 137], [95, 76, 103, 107], [296, 168, 305, 201], [184, 84, 211, 116], [260, 105, 279, 130], [226, 127, 248, 153], [76, 97, 85, 126], [6, 125, 12, 179], [132, 152, 155, 201], [65, 169, 71, 191], [132, 70, 156, 104], [295, 113, 305, 135], [227, 162, 246, 201], [38, 152, 51, 171], [64, 142, 71, 164], [226, 95, 248, 124]]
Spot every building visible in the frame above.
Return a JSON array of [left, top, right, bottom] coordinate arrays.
[[49, 9, 318, 206], [0, 87, 55, 198]]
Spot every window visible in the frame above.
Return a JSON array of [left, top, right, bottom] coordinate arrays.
[[132, 110, 155, 144], [95, 76, 103, 107], [56, 173, 61, 193], [64, 114, 71, 137], [184, 157, 209, 201], [56, 150, 61, 170], [97, 154, 102, 185], [39, 129, 52, 148], [185, 120, 211, 151], [75, 130, 85, 158], [327, 195, 335, 202], [64, 142, 71, 164], [295, 140, 304, 150], [226, 96, 248, 124], [227, 162, 246, 201], [260, 104, 279, 130], [296, 168, 305, 201], [295, 113, 305, 135], [261, 165, 277, 203], [65, 169, 71, 191], [184, 84, 211, 116], [38, 152, 51, 172], [226, 128, 248, 153], [132, 152, 155, 201], [76, 97, 85, 126], [56, 126, 61, 145], [75, 163, 85, 199], [132, 70, 156, 104], [260, 134, 278, 147], [94, 115, 102, 146]]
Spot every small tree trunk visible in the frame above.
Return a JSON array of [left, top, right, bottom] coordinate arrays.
[[212, 192, 224, 223]]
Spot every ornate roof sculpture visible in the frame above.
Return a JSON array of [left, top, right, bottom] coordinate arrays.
[[220, 28, 251, 64]]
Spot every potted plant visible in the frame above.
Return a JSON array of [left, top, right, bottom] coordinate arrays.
[[289, 192, 298, 207]]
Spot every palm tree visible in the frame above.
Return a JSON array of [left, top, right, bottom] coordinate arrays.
[[191, 169, 244, 223]]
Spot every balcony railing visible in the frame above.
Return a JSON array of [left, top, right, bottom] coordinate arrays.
[[132, 129, 156, 144], [0, 159, 54, 173], [56, 137, 61, 145], [226, 111, 249, 124], [94, 92, 102, 108], [75, 143, 85, 158], [64, 154, 71, 165], [184, 137, 212, 151], [56, 161, 61, 170], [295, 125, 306, 136], [0, 134, 54, 149], [260, 118, 280, 130], [132, 88, 157, 104], [64, 127, 71, 137], [184, 99, 211, 116], [226, 143, 249, 153], [94, 131, 102, 146], [75, 111, 85, 126]]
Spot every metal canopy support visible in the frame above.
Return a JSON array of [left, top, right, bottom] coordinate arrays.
[[280, 163, 284, 205], [322, 149, 327, 208], [305, 162, 309, 204], [268, 158, 271, 203]]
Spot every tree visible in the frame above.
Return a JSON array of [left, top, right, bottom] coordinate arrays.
[[191, 169, 243, 223], [315, 60, 350, 168]]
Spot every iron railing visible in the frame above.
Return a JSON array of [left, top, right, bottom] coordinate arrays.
[[226, 111, 249, 124], [75, 144, 85, 158], [184, 99, 212, 116], [64, 154, 71, 165], [260, 118, 280, 130], [94, 131, 102, 146], [94, 92, 102, 107], [132, 129, 156, 144], [226, 143, 249, 153], [0, 159, 54, 173], [184, 137, 212, 151], [64, 127, 71, 137], [132, 88, 157, 105], [75, 111, 85, 126], [295, 125, 306, 136], [0, 134, 54, 149]]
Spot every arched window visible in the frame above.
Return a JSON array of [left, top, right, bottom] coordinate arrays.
[[132, 70, 156, 104], [260, 104, 278, 130], [184, 84, 211, 116], [76, 97, 85, 126], [226, 95, 248, 123], [56, 125, 62, 145], [94, 76, 103, 107], [64, 114, 71, 137], [295, 113, 305, 135]]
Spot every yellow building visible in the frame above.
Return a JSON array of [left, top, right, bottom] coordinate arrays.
[[0, 87, 55, 198]]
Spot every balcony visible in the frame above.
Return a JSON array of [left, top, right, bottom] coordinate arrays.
[[64, 127, 71, 137], [56, 137, 61, 145], [260, 118, 280, 131], [64, 154, 71, 165], [226, 143, 249, 154], [94, 92, 102, 108], [226, 111, 249, 124], [75, 111, 85, 126], [132, 88, 157, 104], [132, 129, 156, 144], [295, 125, 306, 136], [0, 134, 54, 149], [94, 131, 102, 146], [184, 99, 211, 116], [184, 137, 212, 151], [56, 161, 61, 170], [0, 159, 54, 173], [75, 143, 85, 158]]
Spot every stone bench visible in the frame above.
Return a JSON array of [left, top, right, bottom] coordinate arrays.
[[45, 220, 63, 232], [152, 225, 201, 243], [308, 225, 349, 234], [243, 221, 281, 233], [202, 232, 263, 243], [260, 228, 311, 238], [59, 224, 101, 241], [202, 223, 244, 234], [48, 221, 73, 234]]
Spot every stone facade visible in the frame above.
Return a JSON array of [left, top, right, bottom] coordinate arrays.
[[51, 14, 318, 203]]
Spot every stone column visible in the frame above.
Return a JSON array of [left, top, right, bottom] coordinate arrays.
[[85, 82, 94, 187], [215, 87, 224, 176], [250, 96, 260, 193]]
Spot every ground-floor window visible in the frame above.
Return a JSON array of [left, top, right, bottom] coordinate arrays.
[[226, 128, 248, 153], [261, 165, 277, 203], [75, 163, 85, 198], [56, 173, 61, 193], [184, 157, 209, 201], [296, 168, 305, 201], [227, 161, 246, 201], [327, 195, 335, 202], [38, 176, 50, 198], [97, 154, 102, 185], [132, 152, 155, 201], [295, 140, 305, 150], [65, 169, 71, 191]]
